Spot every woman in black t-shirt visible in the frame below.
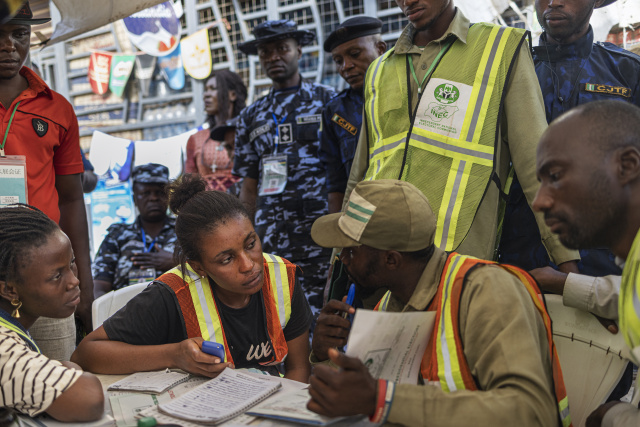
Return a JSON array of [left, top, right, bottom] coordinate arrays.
[[72, 175, 312, 383]]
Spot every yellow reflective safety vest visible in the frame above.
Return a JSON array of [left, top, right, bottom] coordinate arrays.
[[160, 253, 296, 366], [364, 24, 527, 252], [620, 229, 640, 365], [375, 252, 572, 427]]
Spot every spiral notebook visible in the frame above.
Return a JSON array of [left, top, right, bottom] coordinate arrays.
[[107, 369, 191, 394], [157, 368, 282, 425]]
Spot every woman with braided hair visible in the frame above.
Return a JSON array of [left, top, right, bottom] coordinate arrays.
[[73, 174, 312, 382], [0, 204, 103, 421]]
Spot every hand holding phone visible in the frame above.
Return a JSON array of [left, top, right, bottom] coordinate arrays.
[[202, 341, 225, 361]]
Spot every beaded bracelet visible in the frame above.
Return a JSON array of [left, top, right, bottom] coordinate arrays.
[[369, 379, 395, 424]]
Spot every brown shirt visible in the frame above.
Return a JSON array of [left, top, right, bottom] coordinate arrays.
[[383, 247, 559, 426]]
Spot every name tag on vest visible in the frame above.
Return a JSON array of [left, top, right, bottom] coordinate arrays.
[[583, 83, 631, 98], [413, 78, 473, 138], [296, 114, 321, 124], [332, 113, 358, 135]]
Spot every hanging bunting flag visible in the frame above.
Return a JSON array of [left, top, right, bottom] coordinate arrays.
[[109, 54, 136, 97], [88, 51, 112, 95], [159, 44, 185, 90], [180, 28, 212, 80], [123, 1, 180, 57], [134, 54, 157, 97]]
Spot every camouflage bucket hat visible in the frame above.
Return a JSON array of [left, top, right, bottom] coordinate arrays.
[[131, 163, 169, 184], [238, 20, 315, 55]]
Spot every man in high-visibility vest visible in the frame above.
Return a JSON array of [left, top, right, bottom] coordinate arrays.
[[533, 100, 640, 427], [341, 0, 579, 272], [307, 179, 569, 427]]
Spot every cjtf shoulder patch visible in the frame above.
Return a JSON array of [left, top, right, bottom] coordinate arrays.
[[32, 118, 48, 137], [331, 113, 357, 136], [583, 83, 631, 98]]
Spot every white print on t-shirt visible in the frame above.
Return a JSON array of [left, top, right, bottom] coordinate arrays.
[[246, 341, 273, 361]]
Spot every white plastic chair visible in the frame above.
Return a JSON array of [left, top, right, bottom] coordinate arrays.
[[92, 282, 150, 330], [546, 294, 631, 427]]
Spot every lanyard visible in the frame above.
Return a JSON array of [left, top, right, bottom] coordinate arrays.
[[408, 39, 454, 95], [0, 101, 20, 157], [271, 113, 289, 154], [0, 310, 40, 353], [141, 228, 156, 253]]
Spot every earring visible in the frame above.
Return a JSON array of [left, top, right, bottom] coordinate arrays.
[[11, 298, 22, 318]]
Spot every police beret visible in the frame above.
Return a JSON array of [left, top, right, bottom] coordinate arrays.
[[324, 16, 383, 53]]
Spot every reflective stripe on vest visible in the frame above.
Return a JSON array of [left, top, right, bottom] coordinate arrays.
[[161, 253, 295, 365], [374, 253, 571, 427], [620, 229, 640, 366], [364, 24, 526, 252], [264, 253, 293, 328]]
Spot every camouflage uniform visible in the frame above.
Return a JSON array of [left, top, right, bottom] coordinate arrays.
[[500, 27, 640, 275], [233, 80, 336, 310], [92, 217, 177, 291], [318, 88, 363, 194]]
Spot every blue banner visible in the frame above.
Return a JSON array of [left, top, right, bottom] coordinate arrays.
[[159, 44, 185, 90]]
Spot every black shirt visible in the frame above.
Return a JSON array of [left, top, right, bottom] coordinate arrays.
[[103, 275, 311, 373]]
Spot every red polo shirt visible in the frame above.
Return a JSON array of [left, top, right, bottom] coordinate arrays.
[[2, 67, 83, 223]]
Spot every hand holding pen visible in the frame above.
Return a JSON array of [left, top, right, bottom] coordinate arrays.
[[311, 284, 356, 362]]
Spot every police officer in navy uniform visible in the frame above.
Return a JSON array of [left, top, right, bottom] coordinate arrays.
[[93, 164, 177, 297], [499, 0, 640, 404], [501, 0, 640, 275], [233, 20, 336, 315], [319, 17, 387, 213]]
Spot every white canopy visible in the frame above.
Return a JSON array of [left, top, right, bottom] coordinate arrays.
[[44, 0, 165, 45]]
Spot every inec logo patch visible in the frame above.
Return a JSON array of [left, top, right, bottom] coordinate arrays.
[[32, 118, 48, 137], [425, 83, 461, 123], [414, 78, 473, 137], [434, 83, 460, 104]]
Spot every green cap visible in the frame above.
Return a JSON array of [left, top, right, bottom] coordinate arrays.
[[137, 417, 158, 427], [311, 180, 436, 251]]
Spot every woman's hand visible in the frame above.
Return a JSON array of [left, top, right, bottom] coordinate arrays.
[[172, 337, 234, 378]]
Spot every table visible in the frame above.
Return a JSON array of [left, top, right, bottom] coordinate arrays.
[[17, 371, 373, 427]]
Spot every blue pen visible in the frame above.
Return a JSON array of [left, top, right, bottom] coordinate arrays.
[[342, 283, 356, 319]]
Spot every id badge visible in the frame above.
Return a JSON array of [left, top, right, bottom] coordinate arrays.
[[0, 155, 28, 206], [259, 154, 288, 196], [128, 267, 155, 285]]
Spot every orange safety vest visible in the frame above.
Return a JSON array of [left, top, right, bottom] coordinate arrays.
[[160, 253, 297, 366], [375, 252, 571, 427]]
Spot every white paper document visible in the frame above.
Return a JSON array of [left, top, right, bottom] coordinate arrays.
[[248, 389, 347, 426], [109, 376, 209, 427], [157, 368, 282, 424], [346, 309, 436, 384], [108, 369, 191, 393]]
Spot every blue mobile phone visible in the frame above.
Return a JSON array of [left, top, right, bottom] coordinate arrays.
[[202, 341, 225, 361]]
